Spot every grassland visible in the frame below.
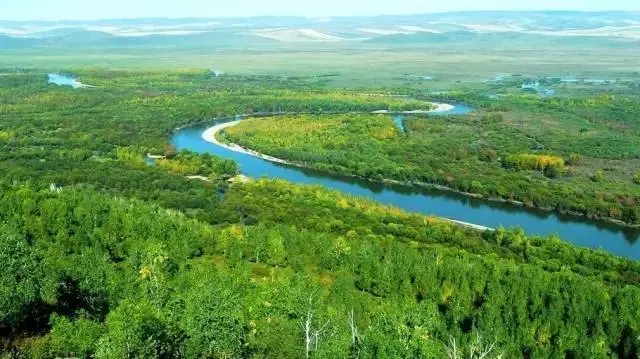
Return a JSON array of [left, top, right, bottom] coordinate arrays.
[[2, 41, 640, 88]]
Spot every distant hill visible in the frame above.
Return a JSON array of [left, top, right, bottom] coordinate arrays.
[[0, 35, 37, 49], [363, 31, 637, 48], [2, 11, 640, 30], [0, 29, 282, 50], [2, 11, 639, 50]]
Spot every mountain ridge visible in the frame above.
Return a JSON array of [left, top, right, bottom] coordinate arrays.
[[2, 11, 640, 48]]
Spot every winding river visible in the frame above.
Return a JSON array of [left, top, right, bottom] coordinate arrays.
[[172, 106, 640, 259]]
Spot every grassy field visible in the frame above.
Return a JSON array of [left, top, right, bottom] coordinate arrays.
[[2, 43, 640, 88]]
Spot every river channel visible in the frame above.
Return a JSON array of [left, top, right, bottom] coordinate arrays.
[[171, 108, 640, 259]]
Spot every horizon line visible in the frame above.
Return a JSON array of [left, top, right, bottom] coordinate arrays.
[[2, 9, 639, 23]]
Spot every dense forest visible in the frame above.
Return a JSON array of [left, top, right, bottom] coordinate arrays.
[[2, 180, 640, 358], [1, 69, 640, 358], [222, 95, 640, 224]]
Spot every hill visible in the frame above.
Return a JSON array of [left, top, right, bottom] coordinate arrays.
[[0, 29, 281, 50], [2, 11, 640, 49], [364, 31, 637, 48]]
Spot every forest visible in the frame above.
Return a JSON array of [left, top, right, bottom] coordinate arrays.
[[1, 69, 640, 358], [222, 94, 640, 224]]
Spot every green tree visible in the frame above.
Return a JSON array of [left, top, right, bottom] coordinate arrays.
[[181, 276, 248, 358], [592, 169, 605, 182], [0, 227, 42, 329], [478, 148, 498, 163], [96, 300, 185, 359], [46, 314, 105, 358], [544, 164, 562, 179], [566, 153, 583, 166]]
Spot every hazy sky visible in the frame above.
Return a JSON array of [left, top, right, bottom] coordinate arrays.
[[3, 0, 639, 21]]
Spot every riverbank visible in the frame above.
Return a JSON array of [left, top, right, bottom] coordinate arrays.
[[372, 103, 455, 114], [202, 121, 291, 165]]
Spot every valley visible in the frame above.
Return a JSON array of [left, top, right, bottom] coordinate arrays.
[[1, 11, 640, 358]]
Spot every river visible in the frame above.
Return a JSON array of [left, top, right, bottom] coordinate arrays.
[[171, 108, 640, 259], [48, 73, 93, 88]]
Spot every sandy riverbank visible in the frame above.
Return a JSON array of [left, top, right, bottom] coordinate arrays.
[[371, 103, 455, 114], [185, 175, 211, 182], [423, 103, 456, 113], [446, 219, 493, 231], [202, 121, 291, 165]]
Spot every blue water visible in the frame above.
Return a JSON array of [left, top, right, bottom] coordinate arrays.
[[145, 157, 157, 166], [393, 115, 406, 133], [439, 104, 474, 115], [172, 108, 640, 259], [546, 77, 612, 85], [48, 73, 87, 88]]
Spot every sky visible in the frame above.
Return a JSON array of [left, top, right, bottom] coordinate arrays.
[[2, 0, 639, 21]]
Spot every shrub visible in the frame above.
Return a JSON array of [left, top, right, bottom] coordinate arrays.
[[503, 154, 565, 172], [592, 170, 605, 182], [544, 164, 562, 179], [566, 153, 583, 166], [478, 148, 498, 162], [96, 300, 186, 358]]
